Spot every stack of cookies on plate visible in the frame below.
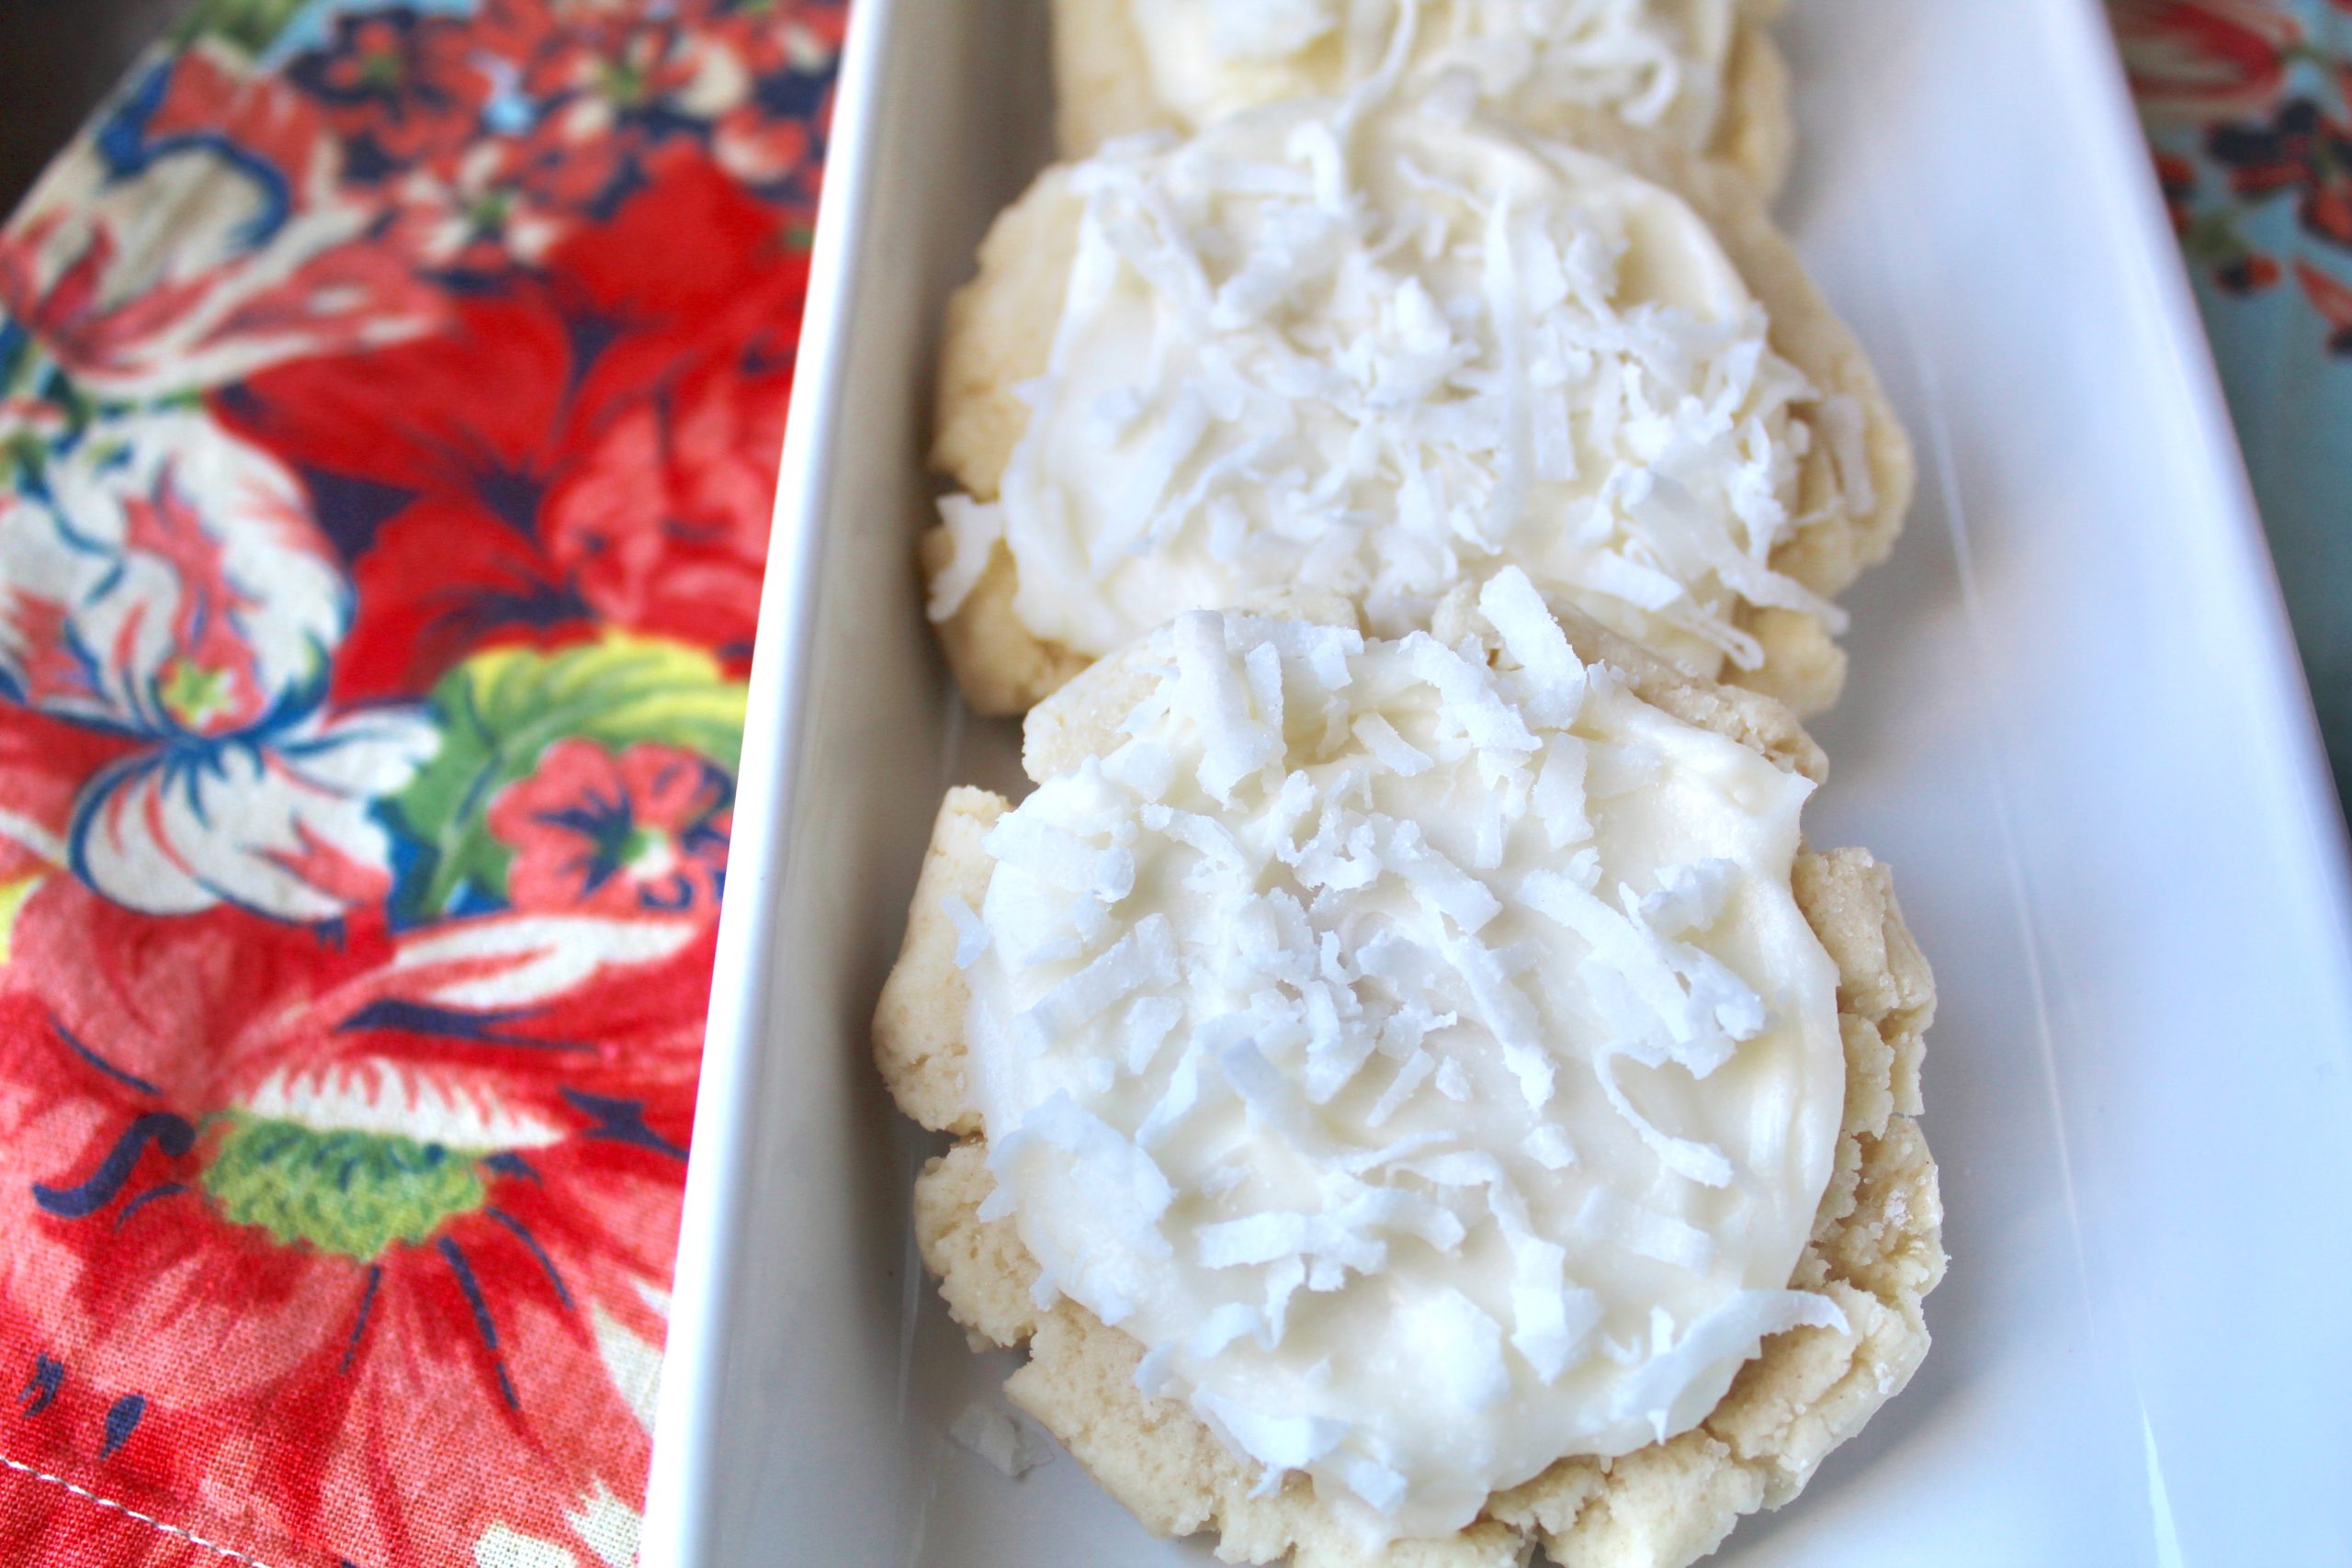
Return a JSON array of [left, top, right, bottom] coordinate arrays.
[[876, 4, 1943, 1563]]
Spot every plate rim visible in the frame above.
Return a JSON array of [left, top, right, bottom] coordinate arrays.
[[644, 2, 2352, 1562]]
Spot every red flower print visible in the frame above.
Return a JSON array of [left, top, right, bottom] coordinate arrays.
[[519, 8, 747, 120], [690, 0, 847, 197], [391, 131, 581, 272], [487, 6, 755, 216], [458, 0, 846, 218], [214, 287, 598, 703], [2157, 146, 2199, 231], [140, 39, 343, 186], [472, 0, 568, 71], [2294, 258, 2352, 352], [0, 877, 711, 1567], [1, 408, 346, 745], [542, 340, 790, 659], [215, 150, 807, 698], [490, 739, 731, 915], [542, 140, 810, 388], [713, 97, 814, 188], [2115, 0, 2303, 125], [286, 7, 495, 178], [0, 1467, 243, 1568], [2218, 249, 2285, 292], [683, 0, 851, 79], [0, 397, 69, 445], [2206, 98, 2352, 251], [0, 47, 443, 400], [2155, 146, 2283, 294], [0, 704, 139, 884]]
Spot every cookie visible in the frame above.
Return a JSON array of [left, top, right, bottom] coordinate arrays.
[[926, 97, 1911, 719], [876, 581, 1940, 1565], [1050, 0, 1795, 197]]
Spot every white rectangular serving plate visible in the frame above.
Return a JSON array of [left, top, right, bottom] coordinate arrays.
[[643, 2, 2352, 1563]]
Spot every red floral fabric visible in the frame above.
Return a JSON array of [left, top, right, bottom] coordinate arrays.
[[2114, 0, 2352, 330], [0, 2, 842, 1563], [2110, 0, 2352, 798]]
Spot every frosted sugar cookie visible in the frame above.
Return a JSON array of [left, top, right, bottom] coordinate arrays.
[[876, 578, 1942, 1566], [925, 97, 1911, 718], [1052, 0, 1794, 196]]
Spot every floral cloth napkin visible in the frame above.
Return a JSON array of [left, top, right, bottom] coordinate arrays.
[[0, 1, 840, 1563], [2113, 0, 2352, 806], [1, 2, 2346, 1566]]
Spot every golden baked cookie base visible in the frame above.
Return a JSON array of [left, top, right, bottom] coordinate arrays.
[[924, 123, 1914, 720], [873, 616, 1943, 1568]]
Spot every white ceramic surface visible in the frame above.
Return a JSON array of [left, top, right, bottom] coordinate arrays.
[[642, 1, 2352, 1563]]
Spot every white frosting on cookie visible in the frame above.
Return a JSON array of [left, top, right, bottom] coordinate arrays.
[[935, 97, 1858, 682], [1125, 0, 1737, 153], [957, 579, 1845, 1541]]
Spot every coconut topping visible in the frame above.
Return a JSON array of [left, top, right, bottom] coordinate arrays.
[[1124, 0, 1739, 157], [937, 95, 1854, 683], [956, 577, 1845, 1541]]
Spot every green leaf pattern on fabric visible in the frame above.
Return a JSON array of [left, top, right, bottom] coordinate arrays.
[[178, 0, 317, 56], [387, 635, 748, 920]]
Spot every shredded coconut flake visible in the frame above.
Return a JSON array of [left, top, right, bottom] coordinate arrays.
[[1595, 1046, 1735, 1190], [1176, 611, 1282, 801], [1608, 1289, 1847, 1442], [1406, 633, 1540, 757], [1575, 1187, 1715, 1274], [1532, 736, 1593, 851], [950, 1400, 1054, 1478], [927, 495, 1004, 621], [1524, 1124, 1577, 1170], [1353, 711, 1435, 776], [1194, 1390, 1349, 1479], [1104, 738, 1178, 800], [984, 813, 1135, 902], [1510, 1238, 1601, 1382], [1478, 566, 1587, 728], [1014, 915, 1181, 1054], [943, 893, 990, 969]]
